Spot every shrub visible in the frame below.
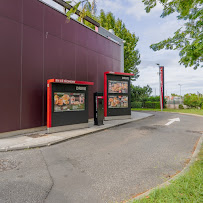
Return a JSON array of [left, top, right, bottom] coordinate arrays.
[[148, 96, 160, 102], [148, 96, 167, 106], [140, 97, 150, 103], [144, 101, 160, 109], [179, 104, 184, 109], [184, 94, 202, 108], [131, 101, 142, 108]]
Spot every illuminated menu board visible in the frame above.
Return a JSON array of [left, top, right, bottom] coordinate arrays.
[[104, 72, 133, 118], [54, 92, 85, 112], [108, 95, 128, 108], [108, 80, 128, 93]]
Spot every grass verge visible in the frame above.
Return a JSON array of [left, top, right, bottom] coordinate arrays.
[[130, 144, 203, 203], [131, 108, 203, 116]]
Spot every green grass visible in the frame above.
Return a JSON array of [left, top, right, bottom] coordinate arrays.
[[131, 144, 203, 203], [131, 108, 203, 116]]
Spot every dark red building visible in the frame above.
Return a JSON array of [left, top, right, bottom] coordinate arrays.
[[0, 0, 121, 135]]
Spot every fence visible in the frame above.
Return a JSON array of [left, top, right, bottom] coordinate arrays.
[[166, 97, 185, 109], [131, 97, 185, 109]]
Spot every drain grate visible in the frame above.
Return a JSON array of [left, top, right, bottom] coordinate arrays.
[[0, 159, 20, 172]]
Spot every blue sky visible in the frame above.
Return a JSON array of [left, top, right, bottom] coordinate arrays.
[[42, 0, 203, 96]]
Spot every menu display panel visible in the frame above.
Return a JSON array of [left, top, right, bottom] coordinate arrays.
[[104, 72, 134, 117], [54, 92, 85, 112], [108, 80, 128, 93], [108, 95, 128, 108]]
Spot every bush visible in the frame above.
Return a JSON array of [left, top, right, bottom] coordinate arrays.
[[148, 96, 160, 102], [148, 96, 167, 106], [131, 101, 142, 108], [140, 97, 150, 103], [179, 104, 184, 109], [184, 94, 203, 108], [144, 101, 160, 109]]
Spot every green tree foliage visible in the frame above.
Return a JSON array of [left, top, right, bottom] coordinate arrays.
[[80, 9, 141, 80], [171, 93, 180, 97], [98, 10, 141, 80], [66, 2, 141, 80], [131, 85, 152, 102], [148, 96, 161, 102], [143, 0, 203, 69], [77, 1, 99, 29], [131, 85, 168, 109], [184, 93, 203, 108], [65, 0, 96, 20]]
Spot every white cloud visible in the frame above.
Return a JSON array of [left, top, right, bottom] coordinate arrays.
[[95, 0, 203, 96], [125, 0, 163, 20], [134, 54, 203, 96], [97, 0, 163, 20], [42, 0, 203, 96]]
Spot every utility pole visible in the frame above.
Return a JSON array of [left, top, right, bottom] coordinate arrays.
[[178, 84, 182, 97], [156, 63, 164, 111]]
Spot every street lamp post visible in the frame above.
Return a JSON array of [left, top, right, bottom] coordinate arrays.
[[178, 84, 182, 97], [156, 63, 163, 111]]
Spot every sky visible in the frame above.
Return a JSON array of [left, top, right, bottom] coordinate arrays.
[[42, 0, 203, 96]]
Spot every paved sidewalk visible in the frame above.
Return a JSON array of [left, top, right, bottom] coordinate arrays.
[[0, 112, 153, 152]]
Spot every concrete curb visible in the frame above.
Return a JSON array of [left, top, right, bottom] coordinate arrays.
[[128, 133, 203, 202], [0, 114, 154, 152], [169, 112, 203, 118], [132, 110, 203, 118]]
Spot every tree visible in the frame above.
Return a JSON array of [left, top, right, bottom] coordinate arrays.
[[171, 93, 180, 97], [184, 93, 203, 108], [66, 2, 141, 80], [65, 0, 96, 20], [77, 2, 99, 29], [98, 11, 141, 80], [143, 0, 203, 69], [131, 85, 152, 102]]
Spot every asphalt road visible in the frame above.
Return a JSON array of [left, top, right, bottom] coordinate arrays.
[[0, 111, 202, 203]]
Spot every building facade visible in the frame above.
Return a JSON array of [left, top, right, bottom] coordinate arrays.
[[0, 0, 122, 135]]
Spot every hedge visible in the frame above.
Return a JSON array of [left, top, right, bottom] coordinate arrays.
[[143, 101, 160, 109], [131, 101, 160, 109], [131, 101, 142, 108]]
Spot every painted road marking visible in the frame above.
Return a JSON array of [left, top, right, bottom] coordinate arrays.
[[165, 118, 180, 126]]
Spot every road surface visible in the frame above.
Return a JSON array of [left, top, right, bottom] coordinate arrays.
[[0, 111, 202, 203]]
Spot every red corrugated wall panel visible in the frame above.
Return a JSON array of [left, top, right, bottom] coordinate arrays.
[[0, 0, 121, 133], [0, 17, 21, 132], [21, 26, 44, 129]]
